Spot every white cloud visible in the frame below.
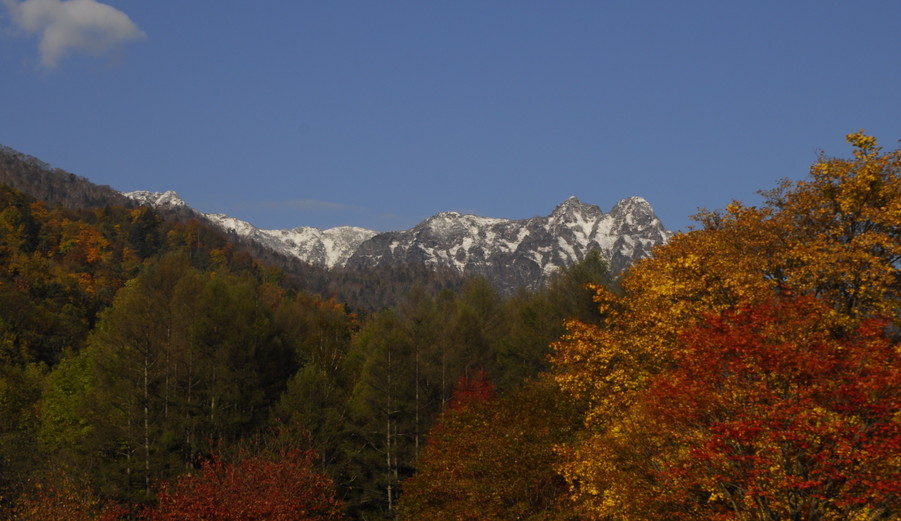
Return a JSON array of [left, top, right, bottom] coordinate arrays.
[[3, 0, 145, 67]]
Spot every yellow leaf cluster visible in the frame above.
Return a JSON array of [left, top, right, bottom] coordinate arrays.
[[551, 132, 901, 519], [776, 134, 901, 318]]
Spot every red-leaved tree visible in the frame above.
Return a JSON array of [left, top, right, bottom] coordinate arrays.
[[447, 369, 495, 411], [141, 444, 344, 521], [641, 297, 901, 520]]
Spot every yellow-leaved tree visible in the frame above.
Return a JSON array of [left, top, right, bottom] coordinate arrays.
[[550, 132, 901, 520]]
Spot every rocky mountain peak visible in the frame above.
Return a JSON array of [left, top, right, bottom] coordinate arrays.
[[547, 196, 605, 234], [552, 195, 585, 211], [419, 211, 463, 233], [609, 196, 652, 217], [607, 196, 669, 239], [550, 195, 599, 218], [344, 196, 673, 292]]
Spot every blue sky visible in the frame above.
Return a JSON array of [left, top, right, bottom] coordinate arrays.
[[2, 1, 899, 233]]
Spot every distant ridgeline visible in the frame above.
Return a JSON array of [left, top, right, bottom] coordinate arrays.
[[0, 144, 134, 209]]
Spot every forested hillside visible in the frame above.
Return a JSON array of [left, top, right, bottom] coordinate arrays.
[[1, 132, 899, 521], [0, 164, 609, 519]]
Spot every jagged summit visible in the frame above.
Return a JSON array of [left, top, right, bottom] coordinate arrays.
[[344, 197, 673, 291], [552, 195, 587, 210], [551, 195, 597, 216], [548, 196, 604, 230], [124, 191, 673, 293], [610, 196, 652, 214]]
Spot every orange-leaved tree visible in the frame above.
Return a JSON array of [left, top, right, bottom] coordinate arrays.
[[769, 131, 901, 317], [397, 376, 582, 521]]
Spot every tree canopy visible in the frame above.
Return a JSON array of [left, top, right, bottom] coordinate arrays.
[[551, 132, 901, 520]]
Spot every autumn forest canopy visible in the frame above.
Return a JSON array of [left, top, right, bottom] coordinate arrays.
[[0, 132, 899, 520]]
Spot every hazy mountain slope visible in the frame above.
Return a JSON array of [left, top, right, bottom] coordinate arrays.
[[0, 145, 133, 209]]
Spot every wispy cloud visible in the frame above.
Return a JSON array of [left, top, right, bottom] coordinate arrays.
[[3, 0, 145, 68], [230, 199, 365, 214], [216, 199, 417, 232]]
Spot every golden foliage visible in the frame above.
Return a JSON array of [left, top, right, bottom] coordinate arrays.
[[551, 132, 901, 519]]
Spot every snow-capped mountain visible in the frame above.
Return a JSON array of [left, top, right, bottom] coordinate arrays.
[[346, 196, 672, 290], [125, 190, 189, 209], [122, 191, 672, 291], [205, 213, 377, 269], [122, 190, 376, 268]]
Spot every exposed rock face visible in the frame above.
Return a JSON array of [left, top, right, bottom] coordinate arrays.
[[345, 196, 671, 291], [203, 212, 377, 269], [122, 190, 188, 209]]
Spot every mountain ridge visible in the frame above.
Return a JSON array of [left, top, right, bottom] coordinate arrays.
[[123, 190, 673, 292], [342, 194, 671, 290]]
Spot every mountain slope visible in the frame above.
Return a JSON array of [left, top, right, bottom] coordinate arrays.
[[346, 196, 672, 291], [0, 145, 134, 209], [205, 213, 377, 269], [124, 190, 379, 269]]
